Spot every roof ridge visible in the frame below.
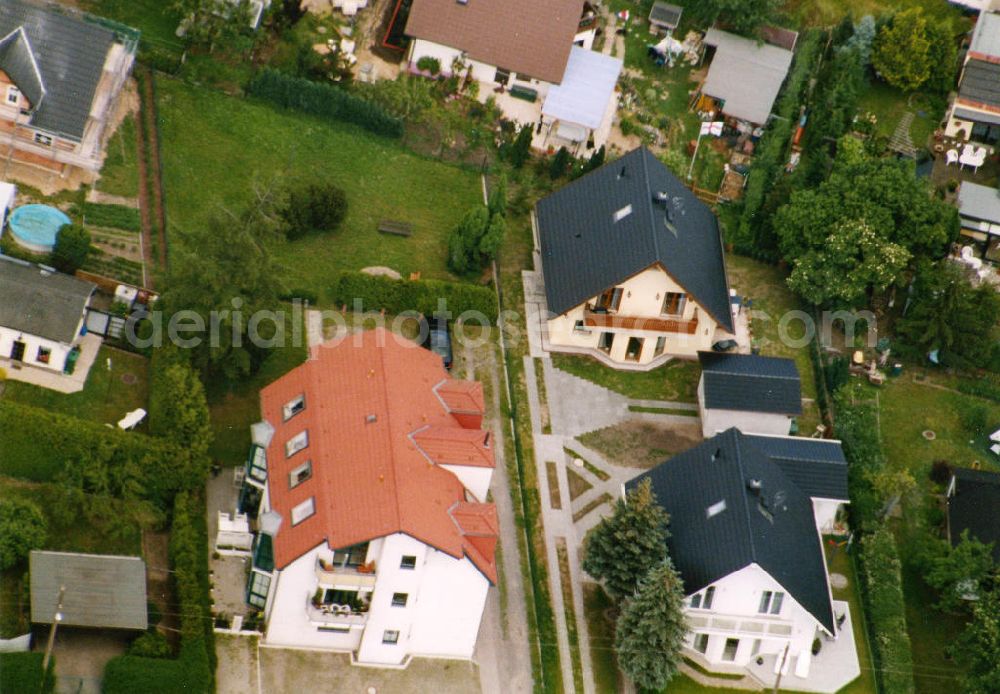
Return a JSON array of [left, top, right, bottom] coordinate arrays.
[[378, 335, 404, 532], [730, 429, 759, 565]]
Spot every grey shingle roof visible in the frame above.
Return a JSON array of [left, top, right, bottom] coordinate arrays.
[[0, 255, 95, 343], [30, 551, 147, 630], [536, 147, 734, 332], [628, 428, 841, 634], [958, 59, 1000, 110], [743, 434, 848, 500], [0, 0, 118, 141], [948, 467, 1000, 562], [0, 27, 45, 109], [698, 351, 802, 415], [702, 28, 794, 125], [959, 181, 1000, 226]]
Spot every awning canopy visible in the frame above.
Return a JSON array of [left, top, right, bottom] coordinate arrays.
[[542, 46, 623, 131]]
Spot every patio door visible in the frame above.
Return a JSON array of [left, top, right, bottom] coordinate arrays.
[[10, 340, 25, 362]]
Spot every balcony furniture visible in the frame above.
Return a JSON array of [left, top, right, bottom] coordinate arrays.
[[946, 149, 959, 166], [117, 408, 146, 430]]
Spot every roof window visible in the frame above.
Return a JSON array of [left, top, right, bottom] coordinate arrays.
[[613, 204, 632, 223], [706, 499, 727, 518]]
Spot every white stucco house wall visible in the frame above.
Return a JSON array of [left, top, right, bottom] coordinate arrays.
[[404, 0, 621, 154], [625, 428, 857, 690], [697, 351, 803, 438], [0, 255, 95, 374], [238, 329, 498, 666], [535, 147, 739, 368]]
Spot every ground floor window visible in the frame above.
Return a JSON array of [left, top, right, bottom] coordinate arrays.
[[694, 633, 709, 654], [625, 337, 643, 362], [971, 121, 1000, 144], [36, 346, 51, 364], [382, 629, 400, 644], [598, 332, 614, 354], [654, 336, 666, 357], [722, 638, 739, 662], [494, 68, 510, 85]]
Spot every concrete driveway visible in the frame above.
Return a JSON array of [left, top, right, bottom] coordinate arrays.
[[43, 628, 129, 694]]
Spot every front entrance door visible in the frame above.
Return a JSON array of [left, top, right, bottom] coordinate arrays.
[[10, 340, 25, 362]]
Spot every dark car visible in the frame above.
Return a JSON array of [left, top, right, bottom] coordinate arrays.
[[712, 339, 738, 352], [420, 315, 453, 370]]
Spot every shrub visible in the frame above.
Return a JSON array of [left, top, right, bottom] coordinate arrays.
[[279, 287, 319, 304], [279, 183, 348, 240], [246, 69, 403, 138], [50, 223, 91, 274], [0, 498, 47, 570], [415, 56, 441, 75], [930, 460, 952, 485], [0, 653, 55, 693], [335, 271, 498, 322], [128, 631, 173, 659], [858, 524, 916, 694], [833, 384, 887, 530]]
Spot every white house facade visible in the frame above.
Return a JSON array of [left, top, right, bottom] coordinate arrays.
[[238, 330, 498, 666], [626, 428, 857, 690], [697, 352, 802, 438], [0, 256, 94, 374], [536, 147, 738, 368]]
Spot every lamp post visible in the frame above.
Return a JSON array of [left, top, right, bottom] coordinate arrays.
[[41, 585, 65, 684]]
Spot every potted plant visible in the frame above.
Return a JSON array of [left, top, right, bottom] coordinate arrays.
[[312, 588, 323, 607], [358, 560, 376, 574]]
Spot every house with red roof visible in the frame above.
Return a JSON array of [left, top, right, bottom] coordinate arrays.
[[238, 329, 498, 665]]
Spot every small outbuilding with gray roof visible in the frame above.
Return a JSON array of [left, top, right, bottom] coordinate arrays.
[[0, 255, 95, 373], [698, 351, 802, 437], [30, 551, 147, 631], [945, 11, 1000, 145]]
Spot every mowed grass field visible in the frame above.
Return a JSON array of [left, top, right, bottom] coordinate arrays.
[[156, 78, 483, 302]]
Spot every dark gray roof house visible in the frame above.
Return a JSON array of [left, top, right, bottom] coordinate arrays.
[[0, 255, 95, 343], [699, 351, 803, 415], [0, 0, 120, 140], [628, 428, 849, 634], [536, 147, 734, 332], [948, 467, 1000, 562], [30, 551, 148, 630]]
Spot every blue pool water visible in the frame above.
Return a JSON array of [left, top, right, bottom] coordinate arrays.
[[8, 204, 72, 253]]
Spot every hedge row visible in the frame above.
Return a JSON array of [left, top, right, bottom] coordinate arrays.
[[735, 28, 824, 258], [103, 491, 215, 693], [832, 385, 886, 531], [0, 400, 184, 510], [246, 69, 403, 139], [957, 379, 1000, 404], [0, 652, 55, 693], [858, 525, 916, 694], [335, 271, 499, 323], [72, 202, 141, 232]]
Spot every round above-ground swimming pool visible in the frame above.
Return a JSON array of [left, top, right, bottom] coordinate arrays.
[[7, 204, 72, 253]]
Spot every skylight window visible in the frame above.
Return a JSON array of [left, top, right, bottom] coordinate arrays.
[[706, 499, 727, 518], [613, 204, 633, 223]]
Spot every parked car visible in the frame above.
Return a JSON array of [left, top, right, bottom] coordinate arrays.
[[712, 339, 738, 352], [420, 315, 453, 370]]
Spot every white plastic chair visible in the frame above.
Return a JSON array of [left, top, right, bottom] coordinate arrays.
[[945, 149, 959, 166]]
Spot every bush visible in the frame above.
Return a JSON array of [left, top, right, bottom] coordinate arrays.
[[279, 183, 348, 240], [833, 384, 887, 531], [858, 524, 916, 694], [279, 287, 319, 304], [335, 271, 498, 322], [415, 56, 441, 75], [50, 223, 91, 274], [72, 202, 141, 232], [0, 652, 55, 693], [930, 460, 952, 485], [0, 498, 47, 570], [246, 69, 403, 138], [128, 631, 173, 659]]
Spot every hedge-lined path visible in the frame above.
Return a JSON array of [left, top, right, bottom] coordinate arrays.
[[134, 71, 155, 290], [136, 66, 168, 284]]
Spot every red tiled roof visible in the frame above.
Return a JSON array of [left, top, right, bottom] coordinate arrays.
[[260, 329, 497, 582], [413, 426, 494, 467], [404, 0, 585, 84], [436, 379, 485, 413]]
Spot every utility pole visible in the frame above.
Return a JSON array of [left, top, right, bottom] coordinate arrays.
[[40, 585, 65, 685], [772, 642, 791, 694]]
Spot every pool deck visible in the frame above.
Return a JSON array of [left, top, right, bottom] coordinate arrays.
[[0, 333, 101, 393]]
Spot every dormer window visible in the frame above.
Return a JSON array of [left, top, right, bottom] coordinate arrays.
[[285, 430, 308, 457], [6, 87, 18, 105], [282, 394, 305, 421]]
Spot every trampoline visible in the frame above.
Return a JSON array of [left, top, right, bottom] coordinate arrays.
[[7, 204, 71, 253]]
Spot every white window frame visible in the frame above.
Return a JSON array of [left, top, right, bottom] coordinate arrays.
[[382, 629, 400, 644], [285, 430, 308, 458], [283, 394, 305, 421], [290, 497, 315, 526], [6, 86, 18, 105], [759, 590, 784, 614], [288, 460, 312, 489]]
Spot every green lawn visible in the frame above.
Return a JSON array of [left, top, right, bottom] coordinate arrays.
[[857, 81, 947, 154], [156, 78, 482, 303], [551, 353, 701, 402], [98, 114, 140, 199], [825, 544, 879, 694], [726, 255, 822, 434], [85, 0, 184, 53], [2, 346, 149, 428]]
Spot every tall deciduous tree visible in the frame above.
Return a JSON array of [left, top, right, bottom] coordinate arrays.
[[872, 8, 934, 91], [614, 560, 687, 690], [689, 0, 780, 37], [775, 136, 957, 306], [955, 589, 1000, 694], [921, 531, 995, 614], [51, 223, 91, 274], [582, 479, 669, 601], [0, 498, 47, 570]]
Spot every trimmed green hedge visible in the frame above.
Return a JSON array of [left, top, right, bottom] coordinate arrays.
[[0, 652, 55, 693], [832, 384, 885, 531], [103, 491, 215, 693], [335, 271, 499, 323], [72, 202, 141, 232], [246, 69, 403, 139], [858, 524, 916, 694], [0, 401, 185, 510]]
